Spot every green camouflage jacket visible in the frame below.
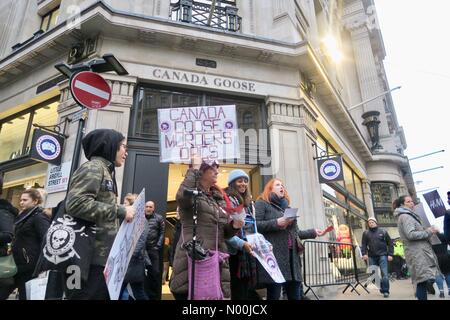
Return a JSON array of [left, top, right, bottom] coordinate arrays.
[[66, 156, 126, 266]]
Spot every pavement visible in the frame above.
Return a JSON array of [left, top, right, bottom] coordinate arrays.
[[309, 278, 450, 300]]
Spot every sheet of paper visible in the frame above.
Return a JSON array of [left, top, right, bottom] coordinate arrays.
[[283, 208, 299, 219]]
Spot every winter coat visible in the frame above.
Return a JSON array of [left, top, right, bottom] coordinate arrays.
[[12, 206, 50, 274], [169, 168, 237, 298], [361, 227, 394, 257], [255, 199, 316, 285], [66, 156, 126, 266], [169, 219, 181, 267], [145, 213, 165, 251], [0, 199, 17, 256], [394, 207, 440, 285]]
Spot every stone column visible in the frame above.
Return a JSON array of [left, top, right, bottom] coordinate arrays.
[[343, 1, 390, 140], [362, 179, 374, 218], [46, 75, 137, 208], [266, 98, 326, 230]]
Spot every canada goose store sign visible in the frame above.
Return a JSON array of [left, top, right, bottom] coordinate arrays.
[[30, 128, 64, 165], [317, 156, 344, 184]]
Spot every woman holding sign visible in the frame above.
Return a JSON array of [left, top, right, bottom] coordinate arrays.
[[393, 195, 440, 300], [255, 179, 323, 300], [170, 158, 242, 300]]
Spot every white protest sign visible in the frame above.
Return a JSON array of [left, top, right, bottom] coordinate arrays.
[[104, 189, 146, 300], [246, 233, 285, 283], [45, 161, 71, 194], [157, 105, 240, 163]]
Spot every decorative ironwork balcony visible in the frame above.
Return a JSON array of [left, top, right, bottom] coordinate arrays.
[[170, 0, 242, 32]]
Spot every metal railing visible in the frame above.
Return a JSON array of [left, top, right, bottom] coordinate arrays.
[[170, 0, 242, 32], [303, 240, 369, 300]]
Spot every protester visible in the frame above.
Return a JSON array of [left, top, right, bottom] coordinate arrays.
[[392, 239, 407, 280], [123, 193, 138, 206], [361, 217, 394, 298], [0, 174, 19, 300], [432, 233, 450, 298], [144, 200, 165, 300], [162, 237, 170, 285], [393, 195, 440, 300], [10, 188, 50, 300], [223, 169, 260, 300], [64, 129, 135, 300], [255, 178, 324, 300], [170, 158, 241, 300]]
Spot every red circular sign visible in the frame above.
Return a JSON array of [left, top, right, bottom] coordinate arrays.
[[69, 71, 112, 109]]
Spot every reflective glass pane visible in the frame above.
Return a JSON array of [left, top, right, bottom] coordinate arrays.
[[0, 114, 30, 162]]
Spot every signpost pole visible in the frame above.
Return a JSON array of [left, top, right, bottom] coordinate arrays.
[[69, 110, 87, 179]]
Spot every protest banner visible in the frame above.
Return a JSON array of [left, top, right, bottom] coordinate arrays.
[[246, 233, 285, 283], [414, 202, 441, 245], [423, 190, 446, 218], [157, 105, 240, 162], [104, 189, 146, 300]]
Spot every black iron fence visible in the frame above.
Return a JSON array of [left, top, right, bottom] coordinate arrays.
[[170, 0, 242, 32], [302, 240, 369, 300]]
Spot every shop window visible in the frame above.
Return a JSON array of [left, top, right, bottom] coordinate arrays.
[[40, 6, 60, 32], [0, 99, 59, 164], [354, 175, 364, 201], [343, 162, 355, 196], [0, 114, 30, 162], [372, 182, 398, 208], [131, 87, 262, 139]]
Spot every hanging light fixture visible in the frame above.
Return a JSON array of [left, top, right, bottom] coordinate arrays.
[[362, 111, 382, 151]]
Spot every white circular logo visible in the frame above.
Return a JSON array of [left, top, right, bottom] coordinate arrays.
[[320, 159, 341, 181], [36, 135, 61, 160]]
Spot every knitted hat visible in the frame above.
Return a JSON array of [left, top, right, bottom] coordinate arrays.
[[368, 217, 377, 223], [227, 169, 249, 185]]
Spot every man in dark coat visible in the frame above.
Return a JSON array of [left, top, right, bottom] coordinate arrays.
[[144, 201, 165, 300], [361, 217, 393, 298]]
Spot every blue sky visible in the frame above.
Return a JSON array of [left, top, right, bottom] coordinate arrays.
[[375, 0, 450, 229]]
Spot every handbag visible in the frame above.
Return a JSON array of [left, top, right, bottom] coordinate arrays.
[[0, 253, 17, 279], [183, 224, 229, 300], [37, 200, 96, 282]]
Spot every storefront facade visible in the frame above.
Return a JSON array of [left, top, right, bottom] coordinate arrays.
[[0, 0, 415, 282]]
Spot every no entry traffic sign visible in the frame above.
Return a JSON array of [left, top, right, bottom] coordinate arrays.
[[70, 71, 112, 109]]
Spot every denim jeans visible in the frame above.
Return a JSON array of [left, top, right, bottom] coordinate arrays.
[[435, 273, 450, 293], [267, 281, 301, 300], [416, 281, 428, 300], [368, 256, 390, 294]]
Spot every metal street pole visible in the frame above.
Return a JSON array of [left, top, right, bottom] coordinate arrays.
[[412, 166, 444, 175], [409, 150, 445, 161], [347, 86, 401, 112]]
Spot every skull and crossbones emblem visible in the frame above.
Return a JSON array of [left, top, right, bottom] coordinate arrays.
[[43, 214, 92, 264]]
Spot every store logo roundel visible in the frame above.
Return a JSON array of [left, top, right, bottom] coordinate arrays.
[[36, 135, 61, 161], [319, 159, 341, 181]]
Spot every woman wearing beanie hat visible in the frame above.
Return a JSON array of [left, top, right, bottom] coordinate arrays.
[[224, 169, 260, 300]]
